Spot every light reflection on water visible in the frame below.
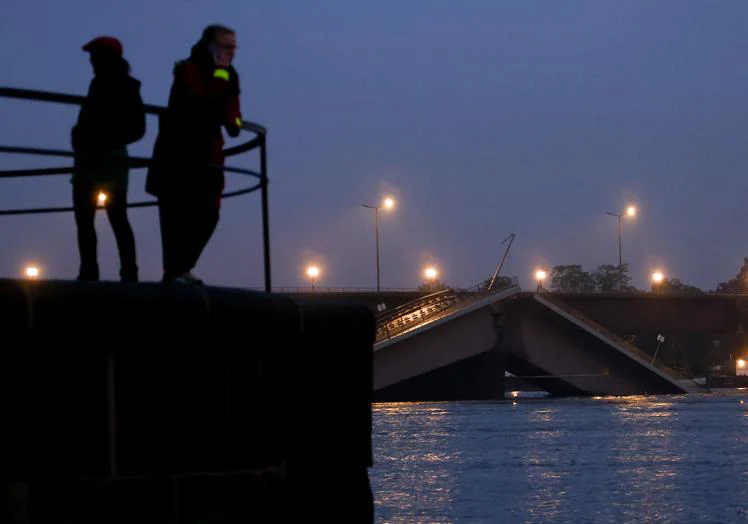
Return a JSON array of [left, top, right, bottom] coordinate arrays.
[[371, 391, 748, 523], [374, 404, 458, 520]]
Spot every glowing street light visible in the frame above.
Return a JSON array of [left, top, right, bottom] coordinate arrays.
[[423, 266, 438, 292], [606, 204, 637, 268], [361, 196, 396, 291], [97, 191, 108, 206], [651, 270, 664, 293], [306, 265, 320, 291], [24, 265, 40, 280], [534, 268, 547, 291]]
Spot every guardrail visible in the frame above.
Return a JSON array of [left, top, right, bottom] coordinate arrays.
[[374, 282, 519, 343], [0, 86, 272, 291]]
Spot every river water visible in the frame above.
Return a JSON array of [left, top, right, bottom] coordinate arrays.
[[371, 390, 748, 523]]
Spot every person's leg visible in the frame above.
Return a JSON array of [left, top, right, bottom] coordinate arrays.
[[72, 182, 99, 281], [104, 188, 138, 282], [158, 194, 193, 282], [185, 196, 220, 275]]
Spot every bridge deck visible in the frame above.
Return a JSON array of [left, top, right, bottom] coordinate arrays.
[[372, 287, 699, 398]]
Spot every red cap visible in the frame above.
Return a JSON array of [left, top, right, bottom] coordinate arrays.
[[82, 36, 123, 56]]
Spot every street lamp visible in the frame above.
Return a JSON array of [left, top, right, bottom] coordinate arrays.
[[306, 265, 320, 291], [534, 268, 547, 292], [24, 265, 40, 280], [423, 266, 438, 292], [97, 191, 108, 207], [651, 270, 664, 293], [361, 196, 396, 291], [606, 204, 637, 268]]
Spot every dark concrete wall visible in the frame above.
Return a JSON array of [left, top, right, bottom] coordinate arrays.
[[0, 279, 375, 523], [373, 348, 506, 402]]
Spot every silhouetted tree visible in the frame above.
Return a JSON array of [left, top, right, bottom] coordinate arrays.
[[550, 265, 596, 292], [418, 279, 449, 293], [592, 263, 637, 293], [479, 275, 515, 291], [651, 278, 704, 295], [714, 258, 748, 293]]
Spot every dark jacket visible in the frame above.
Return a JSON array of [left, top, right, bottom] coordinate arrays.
[[146, 42, 242, 199], [72, 58, 146, 191]]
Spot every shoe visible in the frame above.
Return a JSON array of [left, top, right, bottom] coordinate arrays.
[[172, 272, 204, 286], [120, 267, 138, 283], [76, 271, 99, 282], [77, 262, 99, 281]]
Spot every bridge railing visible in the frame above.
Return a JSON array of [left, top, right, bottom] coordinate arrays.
[[374, 281, 519, 343], [0, 86, 272, 291]]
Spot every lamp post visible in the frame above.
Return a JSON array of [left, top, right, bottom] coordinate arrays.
[[361, 197, 395, 291], [424, 266, 438, 292], [534, 268, 547, 292], [651, 270, 664, 294], [606, 205, 637, 268], [306, 265, 320, 291]]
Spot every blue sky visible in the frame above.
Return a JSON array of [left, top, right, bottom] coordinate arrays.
[[1, 1, 747, 291]]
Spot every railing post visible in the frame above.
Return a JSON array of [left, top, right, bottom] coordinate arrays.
[[260, 135, 272, 293]]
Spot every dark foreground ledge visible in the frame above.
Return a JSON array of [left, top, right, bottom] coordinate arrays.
[[0, 278, 374, 523]]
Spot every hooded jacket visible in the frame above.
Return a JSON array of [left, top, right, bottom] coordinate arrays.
[[146, 41, 242, 199], [71, 55, 146, 190]]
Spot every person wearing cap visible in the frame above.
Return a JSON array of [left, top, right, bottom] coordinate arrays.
[[146, 24, 242, 285], [71, 36, 145, 282]]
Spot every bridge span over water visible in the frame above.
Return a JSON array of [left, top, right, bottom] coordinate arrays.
[[331, 288, 748, 402]]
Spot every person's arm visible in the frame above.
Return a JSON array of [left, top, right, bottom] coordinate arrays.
[[222, 69, 242, 138], [71, 81, 97, 151]]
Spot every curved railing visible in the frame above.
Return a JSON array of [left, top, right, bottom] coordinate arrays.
[[0, 86, 272, 291]]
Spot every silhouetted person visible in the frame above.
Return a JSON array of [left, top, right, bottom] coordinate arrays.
[[146, 24, 243, 285], [71, 36, 145, 282]]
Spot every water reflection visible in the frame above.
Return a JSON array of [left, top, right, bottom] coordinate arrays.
[[371, 393, 748, 523], [607, 397, 682, 522], [372, 403, 458, 521], [521, 406, 568, 522]]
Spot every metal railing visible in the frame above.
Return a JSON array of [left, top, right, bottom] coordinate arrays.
[[374, 281, 519, 343], [0, 86, 272, 292]]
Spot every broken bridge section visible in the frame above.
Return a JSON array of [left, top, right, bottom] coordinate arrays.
[[371, 287, 697, 401], [502, 293, 695, 397]]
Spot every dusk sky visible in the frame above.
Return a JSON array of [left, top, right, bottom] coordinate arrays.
[[2, 1, 747, 291]]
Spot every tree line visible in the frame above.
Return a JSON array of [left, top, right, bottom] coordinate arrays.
[[419, 258, 748, 294], [528, 258, 748, 294]]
